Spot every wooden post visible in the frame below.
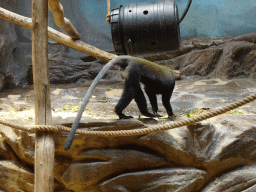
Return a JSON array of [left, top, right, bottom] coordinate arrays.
[[32, 0, 55, 191]]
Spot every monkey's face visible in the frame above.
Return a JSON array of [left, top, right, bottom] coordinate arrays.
[[119, 67, 128, 79]]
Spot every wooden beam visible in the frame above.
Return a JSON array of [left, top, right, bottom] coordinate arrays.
[[32, 0, 55, 191], [0, 6, 115, 62]]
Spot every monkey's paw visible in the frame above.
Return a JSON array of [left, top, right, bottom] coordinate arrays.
[[118, 114, 134, 119]]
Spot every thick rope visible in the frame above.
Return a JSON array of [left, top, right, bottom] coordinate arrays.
[[0, 92, 256, 136], [106, 0, 111, 22]]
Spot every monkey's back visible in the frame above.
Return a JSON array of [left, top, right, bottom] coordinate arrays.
[[137, 58, 175, 93]]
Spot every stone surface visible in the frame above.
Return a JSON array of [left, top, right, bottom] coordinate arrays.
[[1, 105, 256, 191], [0, 125, 34, 166], [99, 168, 206, 192], [62, 149, 169, 191], [202, 165, 256, 192], [0, 161, 34, 192]]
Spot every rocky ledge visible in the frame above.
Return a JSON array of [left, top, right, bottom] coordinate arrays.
[[0, 114, 256, 192]]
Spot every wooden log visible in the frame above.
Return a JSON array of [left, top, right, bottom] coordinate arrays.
[[0, 6, 181, 79], [0, 6, 115, 62], [32, 0, 55, 191], [48, 0, 81, 40]]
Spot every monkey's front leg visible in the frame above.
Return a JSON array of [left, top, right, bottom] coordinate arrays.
[[115, 84, 135, 119]]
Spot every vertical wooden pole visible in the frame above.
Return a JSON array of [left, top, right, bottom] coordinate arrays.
[[32, 0, 55, 191]]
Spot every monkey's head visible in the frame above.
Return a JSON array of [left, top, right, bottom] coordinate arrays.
[[115, 56, 133, 80], [119, 67, 129, 79], [114, 56, 133, 69]]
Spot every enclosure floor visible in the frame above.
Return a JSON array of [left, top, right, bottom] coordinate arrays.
[[0, 78, 255, 125]]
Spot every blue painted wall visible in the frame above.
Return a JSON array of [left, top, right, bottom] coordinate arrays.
[[79, 0, 256, 38]]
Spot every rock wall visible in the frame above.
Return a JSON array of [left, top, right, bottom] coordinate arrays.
[[0, 0, 114, 90], [1, 115, 256, 191], [174, 34, 256, 79], [13, 32, 256, 91], [147, 33, 256, 80], [1, 1, 256, 90], [0, 0, 18, 89]]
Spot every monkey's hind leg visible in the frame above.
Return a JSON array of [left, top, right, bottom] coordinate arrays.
[[134, 85, 159, 118], [144, 86, 161, 117], [162, 92, 174, 117]]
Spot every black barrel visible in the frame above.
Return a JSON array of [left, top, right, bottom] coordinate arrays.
[[110, 0, 180, 55]]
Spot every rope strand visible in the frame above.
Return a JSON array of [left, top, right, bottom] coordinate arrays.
[[106, 0, 111, 22]]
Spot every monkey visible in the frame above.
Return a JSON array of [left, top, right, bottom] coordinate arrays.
[[114, 56, 175, 119], [64, 56, 175, 150]]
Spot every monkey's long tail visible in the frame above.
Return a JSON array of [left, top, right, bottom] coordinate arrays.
[[64, 56, 119, 150]]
